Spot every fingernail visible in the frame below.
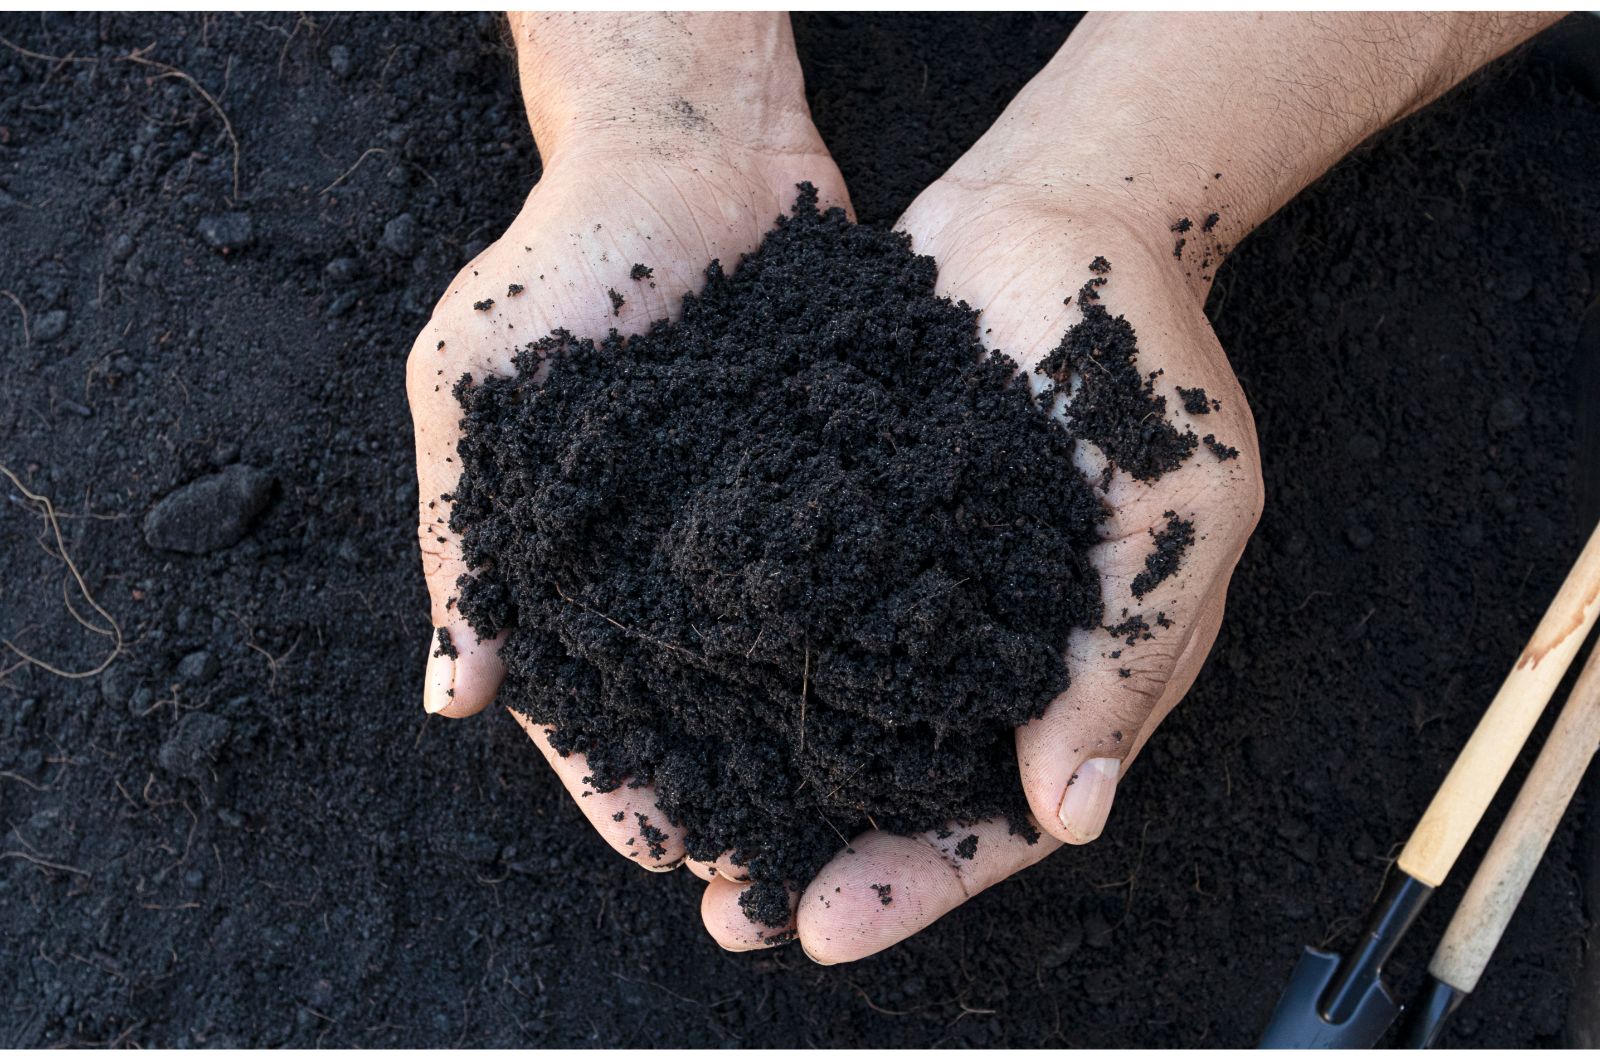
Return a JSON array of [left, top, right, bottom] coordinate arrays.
[[642, 857, 683, 874], [423, 633, 454, 714], [801, 943, 833, 966], [1058, 757, 1119, 843]]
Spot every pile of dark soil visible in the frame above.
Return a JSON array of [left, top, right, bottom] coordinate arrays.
[[2, 11, 1598, 1049], [449, 189, 1196, 921]]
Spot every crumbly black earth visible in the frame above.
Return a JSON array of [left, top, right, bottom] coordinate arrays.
[[1176, 386, 1213, 415], [449, 187, 1179, 921], [1036, 280, 1198, 481], [1131, 511, 1196, 600]]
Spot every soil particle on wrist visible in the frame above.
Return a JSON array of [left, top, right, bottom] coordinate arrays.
[[449, 186, 1199, 920], [1130, 511, 1196, 600]]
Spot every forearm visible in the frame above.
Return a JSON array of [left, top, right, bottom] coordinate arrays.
[[506, 11, 820, 166], [946, 13, 1559, 254]]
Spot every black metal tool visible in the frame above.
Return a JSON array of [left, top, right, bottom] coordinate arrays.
[[1258, 874, 1431, 1048], [1259, 515, 1600, 1047]]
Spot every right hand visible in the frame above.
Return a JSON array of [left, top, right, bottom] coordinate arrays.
[[406, 115, 850, 872]]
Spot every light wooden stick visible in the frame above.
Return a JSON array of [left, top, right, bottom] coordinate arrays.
[[1428, 640, 1600, 993], [1398, 520, 1600, 887]]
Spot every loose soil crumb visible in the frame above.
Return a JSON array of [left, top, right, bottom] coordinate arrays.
[[1204, 434, 1240, 461], [636, 813, 668, 860], [449, 186, 1199, 923], [872, 884, 893, 906], [1106, 613, 1154, 645], [433, 627, 458, 659], [607, 287, 624, 315], [955, 834, 979, 860], [1035, 272, 1198, 481], [1176, 386, 1212, 415], [630, 263, 653, 280], [1131, 511, 1196, 600], [473, 298, 494, 311]]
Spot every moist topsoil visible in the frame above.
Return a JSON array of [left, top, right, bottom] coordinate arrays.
[[446, 188, 1196, 922], [2, 11, 1599, 1049]]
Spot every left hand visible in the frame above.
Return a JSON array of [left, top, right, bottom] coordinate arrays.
[[697, 173, 1263, 961]]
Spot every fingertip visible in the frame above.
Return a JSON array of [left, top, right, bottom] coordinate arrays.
[[700, 875, 796, 952], [422, 624, 505, 719], [1056, 756, 1120, 845]]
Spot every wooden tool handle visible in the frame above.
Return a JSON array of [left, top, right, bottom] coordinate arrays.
[[1397, 521, 1600, 887], [1428, 641, 1600, 993]]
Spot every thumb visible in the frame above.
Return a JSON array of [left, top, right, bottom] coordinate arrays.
[[408, 336, 507, 719], [1018, 456, 1259, 844]]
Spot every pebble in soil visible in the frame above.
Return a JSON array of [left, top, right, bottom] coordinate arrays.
[[449, 186, 1200, 921]]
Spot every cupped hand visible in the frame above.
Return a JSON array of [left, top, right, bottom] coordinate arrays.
[[407, 127, 850, 872], [695, 174, 1263, 959]]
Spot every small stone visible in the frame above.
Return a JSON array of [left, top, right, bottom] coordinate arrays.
[[1345, 524, 1375, 551], [198, 212, 254, 252], [177, 650, 219, 684], [381, 213, 417, 258], [328, 45, 352, 79], [33, 309, 68, 342], [1497, 267, 1533, 303], [158, 712, 232, 779], [1346, 432, 1382, 461], [1488, 395, 1526, 432], [110, 233, 136, 261], [144, 465, 274, 554], [324, 257, 361, 286], [98, 665, 133, 710]]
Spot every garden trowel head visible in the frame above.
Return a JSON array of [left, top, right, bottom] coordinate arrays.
[[1258, 873, 1432, 1049], [1258, 945, 1402, 1048]]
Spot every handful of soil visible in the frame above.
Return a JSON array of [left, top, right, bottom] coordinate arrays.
[[448, 185, 1191, 923]]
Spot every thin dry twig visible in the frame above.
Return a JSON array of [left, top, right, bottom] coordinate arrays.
[[799, 638, 809, 753], [1, 289, 29, 346], [553, 583, 706, 664], [0, 33, 97, 65], [119, 48, 242, 199], [0, 463, 123, 678], [320, 146, 387, 194], [1, 849, 90, 876]]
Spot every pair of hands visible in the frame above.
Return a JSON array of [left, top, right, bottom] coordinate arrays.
[[408, 9, 1551, 961], [411, 147, 1258, 967], [406, 14, 1259, 962]]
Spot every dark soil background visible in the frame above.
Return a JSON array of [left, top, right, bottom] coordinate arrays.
[[2, 12, 1597, 1048]]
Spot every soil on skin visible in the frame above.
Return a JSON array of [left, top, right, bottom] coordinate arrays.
[[449, 188, 1193, 921], [1, 11, 1597, 1049]]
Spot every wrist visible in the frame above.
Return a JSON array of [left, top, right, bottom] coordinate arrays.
[[508, 12, 822, 168]]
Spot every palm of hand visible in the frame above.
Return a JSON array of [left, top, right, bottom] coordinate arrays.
[[407, 141, 849, 873], [779, 183, 1263, 963]]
